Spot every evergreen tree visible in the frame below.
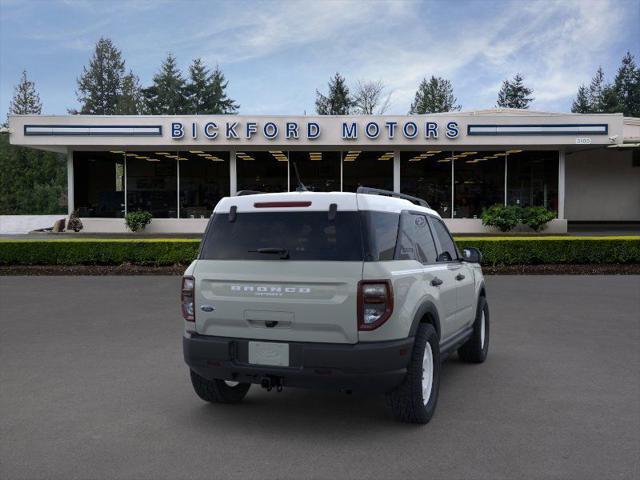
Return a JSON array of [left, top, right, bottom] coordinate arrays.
[[315, 73, 353, 115], [578, 66, 622, 113], [572, 56, 640, 115], [9, 70, 42, 116], [571, 85, 591, 113], [1, 73, 65, 214], [75, 37, 126, 114], [0, 135, 66, 215], [409, 76, 460, 114], [185, 59, 239, 114], [207, 65, 239, 114], [600, 84, 623, 113], [587, 67, 607, 112], [116, 71, 144, 115], [496, 73, 534, 109], [613, 51, 640, 117], [186, 58, 209, 114], [143, 53, 188, 114]]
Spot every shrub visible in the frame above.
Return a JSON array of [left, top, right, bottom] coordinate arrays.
[[481, 205, 520, 232], [0, 237, 638, 267], [482, 205, 557, 232], [0, 239, 201, 266], [125, 211, 153, 232], [456, 237, 640, 266], [521, 206, 556, 232], [67, 210, 83, 232]]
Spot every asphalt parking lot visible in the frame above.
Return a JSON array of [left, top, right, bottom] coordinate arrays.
[[1, 275, 638, 480]]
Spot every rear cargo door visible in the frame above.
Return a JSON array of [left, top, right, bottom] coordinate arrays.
[[193, 201, 363, 344], [194, 260, 361, 343]]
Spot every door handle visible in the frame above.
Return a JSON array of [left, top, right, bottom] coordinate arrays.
[[431, 277, 443, 287], [455, 273, 465, 281]]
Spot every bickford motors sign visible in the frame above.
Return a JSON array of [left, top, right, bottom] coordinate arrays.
[[171, 119, 461, 141], [12, 114, 616, 148]]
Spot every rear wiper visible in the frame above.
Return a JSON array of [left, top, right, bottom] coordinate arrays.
[[248, 247, 290, 259]]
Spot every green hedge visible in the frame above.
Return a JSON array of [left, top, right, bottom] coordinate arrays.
[[0, 237, 638, 266], [456, 237, 640, 266], [0, 239, 201, 266]]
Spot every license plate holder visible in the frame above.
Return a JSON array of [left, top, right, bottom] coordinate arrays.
[[248, 341, 290, 367]]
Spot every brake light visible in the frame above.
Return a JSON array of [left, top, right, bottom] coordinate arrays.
[[181, 276, 195, 322], [254, 201, 312, 208], [357, 280, 393, 331]]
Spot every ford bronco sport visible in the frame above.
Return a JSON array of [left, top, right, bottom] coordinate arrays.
[[182, 187, 489, 424]]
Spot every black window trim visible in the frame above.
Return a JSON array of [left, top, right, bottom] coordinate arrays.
[[427, 214, 461, 263], [394, 209, 440, 266]]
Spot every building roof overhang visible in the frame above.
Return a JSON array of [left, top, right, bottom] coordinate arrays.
[[6, 110, 631, 153]]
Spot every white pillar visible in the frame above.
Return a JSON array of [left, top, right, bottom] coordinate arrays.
[[287, 152, 291, 192], [393, 150, 400, 192], [124, 155, 127, 216], [558, 149, 566, 219], [230, 150, 237, 195], [66, 149, 74, 215], [504, 154, 508, 206], [450, 154, 455, 218], [176, 159, 180, 219]]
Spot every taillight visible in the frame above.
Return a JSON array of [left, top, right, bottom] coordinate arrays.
[[181, 276, 195, 322], [358, 280, 393, 331]]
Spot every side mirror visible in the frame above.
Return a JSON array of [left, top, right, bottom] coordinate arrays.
[[462, 247, 482, 264], [436, 251, 453, 262]]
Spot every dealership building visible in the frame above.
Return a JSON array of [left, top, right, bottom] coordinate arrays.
[[8, 109, 640, 233]]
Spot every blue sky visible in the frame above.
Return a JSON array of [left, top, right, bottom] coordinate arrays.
[[1, 0, 638, 117]]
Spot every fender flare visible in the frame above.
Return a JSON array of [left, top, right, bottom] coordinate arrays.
[[409, 301, 441, 339], [478, 280, 486, 299]]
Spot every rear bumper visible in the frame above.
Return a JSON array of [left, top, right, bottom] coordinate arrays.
[[183, 333, 414, 393]]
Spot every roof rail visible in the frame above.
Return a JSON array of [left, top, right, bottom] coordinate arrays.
[[235, 190, 262, 196], [356, 186, 431, 209]]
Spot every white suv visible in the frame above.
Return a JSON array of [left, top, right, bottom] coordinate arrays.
[[182, 187, 489, 424]]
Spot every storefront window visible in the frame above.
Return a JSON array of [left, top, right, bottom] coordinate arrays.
[[342, 150, 394, 192], [288, 151, 340, 192], [74, 147, 561, 221], [236, 151, 288, 193], [400, 151, 452, 217], [73, 151, 125, 217], [126, 152, 177, 218], [178, 151, 229, 218], [507, 150, 558, 212], [453, 151, 505, 218]]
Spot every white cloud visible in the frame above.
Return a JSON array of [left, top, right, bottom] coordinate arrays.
[[1, 0, 636, 114], [195, 1, 411, 64], [314, 0, 632, 112]]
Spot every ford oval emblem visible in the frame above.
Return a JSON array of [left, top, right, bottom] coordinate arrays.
[[200, 305, 215, 312]]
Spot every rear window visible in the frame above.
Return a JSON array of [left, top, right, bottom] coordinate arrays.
[[360, 211, 400, 261], [200, 211, 364, 261]]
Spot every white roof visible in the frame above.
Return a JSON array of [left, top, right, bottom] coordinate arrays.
[[214, 191, 440, 217], [428, 107, 618, 117]]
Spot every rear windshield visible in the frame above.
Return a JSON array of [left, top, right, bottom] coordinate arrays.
[[200, 211, 364, 261]]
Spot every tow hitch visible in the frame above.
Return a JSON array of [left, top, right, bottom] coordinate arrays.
[[260, 376, 283, 392]]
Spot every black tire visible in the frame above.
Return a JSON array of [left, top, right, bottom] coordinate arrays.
[[189, 370, 251, 404], [386, 323, 440, 424], [458, 296, 489, 363]]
